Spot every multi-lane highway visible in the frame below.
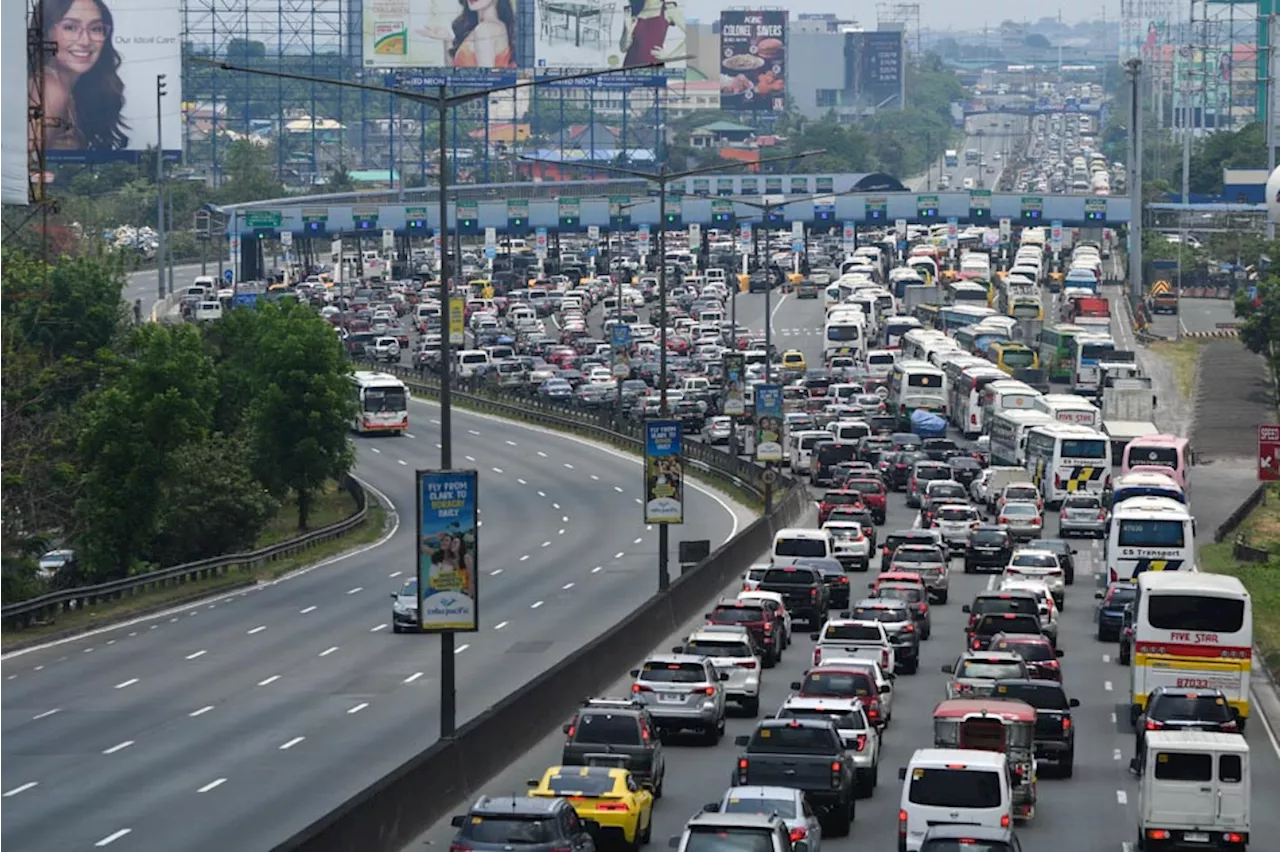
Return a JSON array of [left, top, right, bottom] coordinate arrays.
[[403, 283, 1280, 852], [1149, 297, 1238, 338], [908, 122, 1019, 194], [0, 402, 751, 851]]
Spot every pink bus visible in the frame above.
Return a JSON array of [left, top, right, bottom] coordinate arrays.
[[1121, 434, 1192, 489]]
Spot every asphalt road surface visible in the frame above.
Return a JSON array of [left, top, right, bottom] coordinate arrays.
[[404, 283, 1280, 852], [907, 124, 1019, 194], [0, 403, 751, 852], [1150, 297, 1238, 338], [124, 262, 208, 313]]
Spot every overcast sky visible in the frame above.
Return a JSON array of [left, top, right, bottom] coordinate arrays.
[[684, 0, 1117, 33]]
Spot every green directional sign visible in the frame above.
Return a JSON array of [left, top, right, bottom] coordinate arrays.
[[692, 178, 710, 196], [765, 177, 783, 195], [864, 196, 888, 222], [716, 178, 735, 196], [711, 199, 735, 225], [507, 199, 529, 228], [790, 177, 810, 194], [456, 200, 479, 232], [245, 210, 282, 229], [968, 189, 992, 221], [664, 194, 683, 227], [352, 206, 378, 231], [1084, 197, 1107, 222], [741, 177, 760, 195], [1020, 195, 1044, 222], [558, 197, 580, 228], [406, 206, 428, 231], [916, 194, 940, 218], [301, 208, 327, 225]]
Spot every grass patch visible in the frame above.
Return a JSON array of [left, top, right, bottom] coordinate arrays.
[[1148, 340, 1204, 401], [256, 480, 358, 546], [1198, 485, 1280, 681], [1, 499, 388, 651]]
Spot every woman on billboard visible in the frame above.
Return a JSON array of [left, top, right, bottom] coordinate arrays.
[[33, 0, 130, 150], [620, 0, 685, 67], [417, 0, 516, 68]]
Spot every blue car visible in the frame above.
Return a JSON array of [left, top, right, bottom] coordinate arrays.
[[1094, 582, 1137, 642]]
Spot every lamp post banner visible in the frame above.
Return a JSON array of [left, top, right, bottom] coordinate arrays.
[[417, 470, 479, 632], [754, 383, 784, 462], [644, 420, 684, 524]]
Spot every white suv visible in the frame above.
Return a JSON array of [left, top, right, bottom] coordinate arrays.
[[675, 626, 762, 716]]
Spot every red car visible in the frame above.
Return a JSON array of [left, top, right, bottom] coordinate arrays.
[[790, 663, 888, 728], [843, 478, 887, 524], [818, 489, 865, 525], [990, 632, 1064, 682], [704, 598, 783, 666]]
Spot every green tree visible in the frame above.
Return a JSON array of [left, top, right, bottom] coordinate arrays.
[[214, 139, 286, 205], [247, 300, 356, 529], [1235, 277, 1280, 391]]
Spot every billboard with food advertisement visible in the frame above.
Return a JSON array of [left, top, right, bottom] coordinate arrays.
[[365, 0, 518, 69], [719, 10, 786, 112]]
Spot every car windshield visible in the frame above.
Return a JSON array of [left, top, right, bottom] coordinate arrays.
[[686, 639, 754, 658], [894, 548, 943, 565], [459, 817, 557, 844], [684, 827, 777, 852], [748, 725, 835, 752], [776, 538, 829, 558], [1011, 554, 1056, 568], [977, 615, 1039, 634], [995, 640, 1055, 661], [824, 493, 863, 505], [1105, 586, 1138, 605], [721, 796, 798, 818], [1152, 694, 1234, 722], [917, 466, 950, 480], [542, 773, 618, 795], [853, 606, 910, 623], [824, 624, 882, 641], [640, 662, 708, 683], [907, 768, 1003, 808], [398, 579, 418, 597], [876, 586, 923, 604], [995, 682, 1070, 710], [937, 506, 974, 521], [920, 840, 1013, 852], [970, 531, 1009, 546], [761, 567, 818, 585], [958, 660, 1026, 679], [574, 713, 641, 744], [799, 671, 875, 697], [1063, 495, 1099, 508], [1002, 504, 1038, 516], [711, 606, 765, 624]]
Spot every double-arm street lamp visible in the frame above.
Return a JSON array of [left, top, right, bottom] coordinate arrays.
[[520, 151, 822, 593], [201, 57, 676, 742]]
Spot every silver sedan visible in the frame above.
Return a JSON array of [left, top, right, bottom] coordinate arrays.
[[708, 786, 823, 852]]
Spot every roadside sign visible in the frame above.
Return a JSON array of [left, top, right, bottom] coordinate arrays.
[[244, 210, 282, 230], [587, 224, 600, 242], [484, 227, 497, 259], [946, 217, 958, 247], [841, 222, 856, 249], [534, 227, 548, 258], [999, 217, 1012, 242], [1259, 425, 1280, 481], [280, 231, 293, 248], [688, 222, 701, 250], [739, 222, 752, 249], [382, 228, 395, 251], [638, 224, 652, 254], [791, 220, 804, 253], [611, 324, 632, 377], [895, 218, 908, 238], [223, 268, 234, 284], [1050, 220, 1064, 250]]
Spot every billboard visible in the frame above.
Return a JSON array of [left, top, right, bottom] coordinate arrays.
[[857, 31, 903, 107], [718, 10, 786, 112], [417, 470, 480, 632], [365, 0, 517, 69], [534, 0, 685, 71], [2, 0, 26, 203], [644, 420, 683, 525], [754, 384, 783, 463], [30, 0, 181, 162]]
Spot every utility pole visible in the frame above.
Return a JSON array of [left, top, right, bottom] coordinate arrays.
[[1126, 59, 1144, 308], [1269, 13, 1277, 240], [155, 74, 167, 302]]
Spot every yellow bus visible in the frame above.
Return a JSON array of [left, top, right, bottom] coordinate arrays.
[[986, 342, 1040, 375]]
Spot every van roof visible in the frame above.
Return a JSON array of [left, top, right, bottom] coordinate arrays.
[[906, 747, 1008, 769], [775, 528, 828, 540], [1143, 730, 1250, 752]]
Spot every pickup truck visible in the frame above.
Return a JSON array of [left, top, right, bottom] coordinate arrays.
[[810, 617, 895, 671], [756, 565, 830, 627], [733, 718, 857, 836]]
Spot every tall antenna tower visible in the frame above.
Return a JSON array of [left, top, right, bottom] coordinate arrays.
[[876, 2, 921, 56]]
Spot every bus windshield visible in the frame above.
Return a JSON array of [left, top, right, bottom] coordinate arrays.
[[908, 373, 943, 388], [1080, 342, 1114, 361], [1129, 446, 1180, 469], [364, 387, 407, 411], [1147, 595, 1245, 633], [1000, 348, 1036, 369], [828, 326, 861, 341], [1061, 438, 1107, 459], [1118, 519, 1187, 548]]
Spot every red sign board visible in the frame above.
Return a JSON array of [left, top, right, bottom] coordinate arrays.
[[1259, 425, 1280, 481]]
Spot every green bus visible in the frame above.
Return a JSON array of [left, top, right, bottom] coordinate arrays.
[[1038, 323, 1085, 384]]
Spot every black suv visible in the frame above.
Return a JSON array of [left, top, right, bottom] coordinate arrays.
[[1133, 687, 1242, 768], [964, 525, 1014, 574], [560, 698, 665, 793], [993, 679, 1080, 777], [450, 795, 598, 852], [967, 611, 1043, 651]]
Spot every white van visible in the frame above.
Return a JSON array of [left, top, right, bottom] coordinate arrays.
[[1137, 731, 1249, 850], [898, 749, 1013, 852], [455, 349, 491, 378], [193, 301, 223, 322], [788, 430, 831, 474], [772, 528, 834, 563], [829, 420, 871, 444]]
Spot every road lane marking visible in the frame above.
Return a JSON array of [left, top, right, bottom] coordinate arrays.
[[614, 486, 624, 492], [3, 782, 38, 797], [347, 586, 363, 595], [543, 540, 552, 547], [552, 502, 561, 510], [404, 672, 423, 683], [634, 498, 642, 504], [348, 703, 369, 714], [494, 621, 509, 630], [634, 537, 643, 544], [519, 555, 530, 561], [95, 829, 132, 847], [465, 455, 476, 462], [537, 451, 547, 457], [279, 737, 305, 750], [185, 650, 207, 660], [103, 741, 134, 754], [114, 678, 138, 690], [563, 582, 575, 590], [1111, 712, 1118, 724], [491, 568, 503, 576], [370, 447, 381, 454], [517, 478, 527, 485], [247, 626, 266, 634], [1102, 653, 1111, 663], [531, 601, 544, 609], [591, 474, 599, 480], [319, 646, 339, 657], [468, 429, 481, 435], [558, 529, 565, 535], [32, 708, 60, 720], [1116, 790, 1128, 805], [405, 433, 416, 439], [300, 606, 317, 614], [615, 552, 625, 559], [493, 467, 504, 474], [257, 675, 280, 686], [398, 459, 408, 466], [190, 705, 214, 717], [592, 566, 603, 573], [562, 516, 569, 522], [197, 778, 226, 793], [387, 572, 402, 578], [454, 644, 470, 655], [370, 623, 387, 632], [1105, 681, 1113, 691], [537, 490, 546, 497], [34, 664, 43, 670], [563, 463, 574, 469], [506, 440, 517, 446]]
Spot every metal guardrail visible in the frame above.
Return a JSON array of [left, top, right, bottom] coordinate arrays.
[[2, 475, 370, 631], [358, 360, 774, 500], [1214, 483, 1268, 545]]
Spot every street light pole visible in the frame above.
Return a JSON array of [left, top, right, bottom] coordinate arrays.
[[155, 74, 167, 302], [203, 56, 675, 742]]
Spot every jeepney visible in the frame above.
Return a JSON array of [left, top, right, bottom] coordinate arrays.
[[932, 698, 1038, 820]]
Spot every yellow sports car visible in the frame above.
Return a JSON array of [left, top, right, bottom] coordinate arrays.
[[528, 766, 653, 849]]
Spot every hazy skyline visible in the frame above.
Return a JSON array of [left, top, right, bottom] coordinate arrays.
[[684, 0, 1121, 33]]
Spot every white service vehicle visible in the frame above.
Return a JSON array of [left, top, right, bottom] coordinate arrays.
[[1136, 731, 1250, 851]]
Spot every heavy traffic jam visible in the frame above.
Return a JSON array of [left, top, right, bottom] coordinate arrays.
[[228, 214, 1257, 850]]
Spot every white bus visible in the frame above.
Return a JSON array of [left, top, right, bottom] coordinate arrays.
[[1105, 495, 1195, 583], [900, 329, 954, 363], [988, 409, 1054, 467], [824, 309, 868, 358], [1111, 471, 1186, 507], [1024, 423, 1111, 506], [1069, 334, 1116, 394], [888, 360, 947, 429], [979, 379, 1041, 428], [953, 366, 1009, 437], [1129, 573, 1253, 726], [1032, 393, 1100, 429], [882, 315, 922, 349], [351, 370, 410, 435]]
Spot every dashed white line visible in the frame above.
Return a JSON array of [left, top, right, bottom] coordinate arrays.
[[552, 502, 561, 510], [197, 778, 227, 793], [517, 478, 527, 485], [1111, 711, 1118, 724], [300, 606, 317, 614], [185, 650, 207, 660], [614, 486, 624, 492], [563, 582, 575, 590], [347, 586, 363, 595], [614, 552, 625, 559], [405, 432, 416, 439], [114, 678, 138, 690], [465, 455, 476, 462], [388, 571, 402, 578], [128, 632, 138, 637], [370, 447, 382, 454], [493, 467, 504, 474], [190, 705, 214, 717], [257, 675, 280, 686], [506, 440, 517, 446], [1116, 790, 1128, 805], [542, 541, 552, 548], [592, 566, 603, 574], [34, 664, 44, 671], [94, 829, 132, 847], [468, 429, 481, 435], [494, 621, 509, 630], [491, 568, 504, 576], [558, 529, 566, 536], [370, 623, 388, 632], [537, 451, 547, 457], [531, 601, 544, 609], [348, 703, 369, 715], [398, 459, 408, 466], [108, 638, 118, 643], [279, 737, 305, 750], [102, 740, 134, 755], [562, 516, 569, 522], [431, 418, 441, 425], [1113, 748, 1123, 761], [590, 474, 600, 480], [563, 463, 574, 469], [633, 537, 643, 544], [1104, 681, 1113, 692], [32, 708, 60, 720], [3, 782, 38, 797], [537, 490, 547, 497], [1102, 653, 1111, 663], [404, 672, 424, 683], [319, 646, 339, 657], [455, 644, 470, 654], [634, 498, 642, 504], [247, 626, 266, 635], [646, 525, 653, 531], [85, 647, 95, 653], [519, 555, 530, 561]]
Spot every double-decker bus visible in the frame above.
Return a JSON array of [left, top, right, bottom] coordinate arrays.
[[351, 371, 410, 434], [1129, 573, 1253, 726]]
